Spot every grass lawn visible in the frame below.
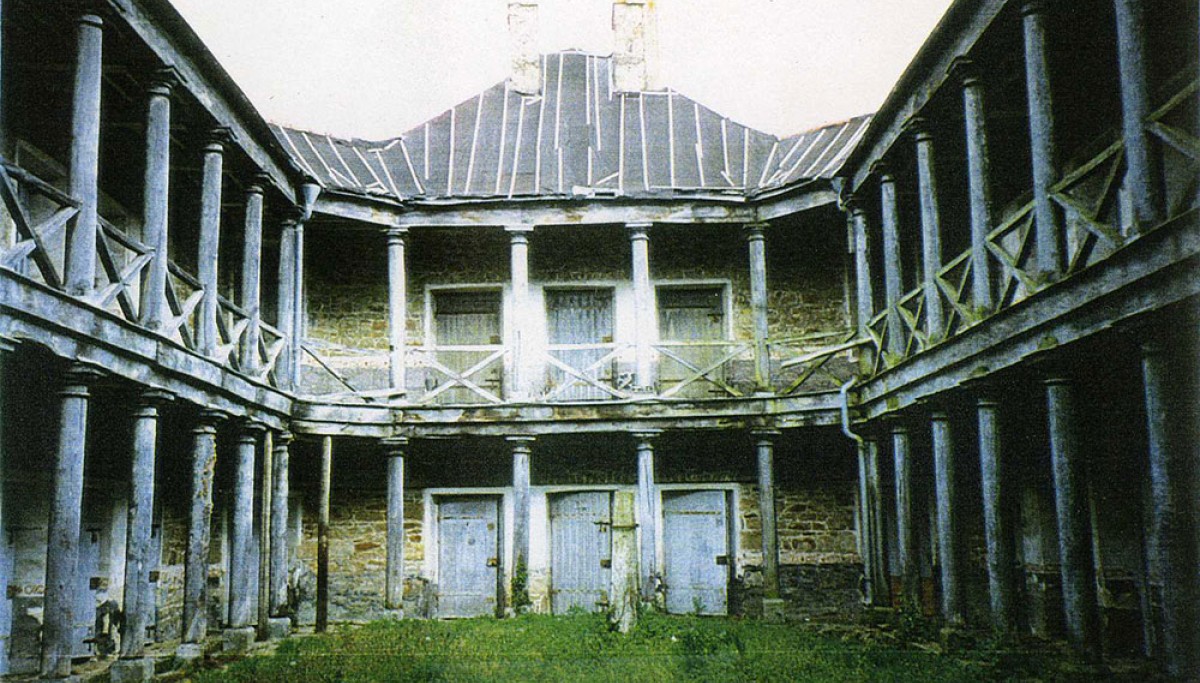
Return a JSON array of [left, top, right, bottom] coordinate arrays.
[[180, 613, 1137, 682]]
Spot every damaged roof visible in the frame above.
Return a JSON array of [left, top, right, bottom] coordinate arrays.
[[273, 51, 870, 203]]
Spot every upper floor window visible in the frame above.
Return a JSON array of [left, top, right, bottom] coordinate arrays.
[[657, 285, 726, 341], [433, 289, 502, 347]]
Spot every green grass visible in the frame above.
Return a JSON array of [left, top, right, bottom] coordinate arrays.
[[182, 613, 1121, 682]]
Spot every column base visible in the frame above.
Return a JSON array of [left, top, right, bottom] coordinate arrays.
[[35, 676, 80, 683], [175, 642, 205, 661], [266, 617, 292, 640], [109, 657, 156, 683], [222, 626, 257, 653], [761, 597, 786, 623]]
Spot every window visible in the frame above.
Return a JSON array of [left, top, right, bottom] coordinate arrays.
[[657, 285, 728, 398], [658, 286, 726, 341], [433, 290, 502, 346], [428, 289, 503, 404]]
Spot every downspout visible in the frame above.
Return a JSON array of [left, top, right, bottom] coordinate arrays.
[[841, 377, 874, 605]]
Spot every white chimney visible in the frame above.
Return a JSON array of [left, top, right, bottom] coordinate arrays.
[[508, 2, 542, 95], [612, 0, 660, 92]]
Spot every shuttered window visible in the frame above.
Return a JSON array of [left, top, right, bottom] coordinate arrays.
[[433, 290, 502, 346], [657, 286, 725, 341]]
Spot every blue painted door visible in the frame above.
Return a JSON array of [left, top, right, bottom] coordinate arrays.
[[437, 497, 500, 618], [550, 491, 612, 614], [662, 490, 729, 615]]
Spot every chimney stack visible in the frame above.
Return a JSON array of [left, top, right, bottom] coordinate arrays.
[[508, 2, 542, 95], [612, 0, 660, 92]]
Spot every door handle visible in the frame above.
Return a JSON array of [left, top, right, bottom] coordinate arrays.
[[486, 557, 499, 567]]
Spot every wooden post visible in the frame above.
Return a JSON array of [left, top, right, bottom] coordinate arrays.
[[119, 390, 170, 662], [138, 72, 176, 331], [627, 222, 656, 392], [1044, 375, 1101, 660], [1113, 0, 1164, 230], [746, 223, 771, 392], [180, 411, 221, 655], [930, 407, 964, 625], [239, 178, 266, 374], [269, 432, 292, 628], [1021, 0, 1062, 280], [977, 392, 1018, 634], [753, 429, 782, 607], [509, 436, 534, 611], [197, 130, 227, 357], [891, 420, 918, 607], [912, 120, 945, 341], [275, 218, 298, 389], [316, 436, 332, 632], [505, 226, 532, 400], [633, 431, 661, 602], [1139, 338, 1199, 677], [64, 14, 103, 297], [387, 228, 409, 395], [41, 365, 98, 679], [608, 490, 638, 633], [383, 437, 407, 611], [955, 59, 995, 313]]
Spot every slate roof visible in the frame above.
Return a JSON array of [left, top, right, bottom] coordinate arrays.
[[272, 51, 870, 202]]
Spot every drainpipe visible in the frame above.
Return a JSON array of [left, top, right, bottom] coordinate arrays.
[[841, 378, 874, 605]]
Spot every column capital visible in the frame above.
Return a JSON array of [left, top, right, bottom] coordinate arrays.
[[274, 430, 294, 447], [62, 363, 103, 393], [743, 222, 769, 240], [885, 415, 911, 434], [631, 429, 663, 444], [136, 388, 174, 407], [948, 57, 983, 88], [238, 421, 267, 441], [905, 116, 935, 143], [195, 409, 228, 431], [840, 194, 866, 216], [204, 127, 232, 152], [381, 436, 409, 455], [1020, 0, 1049, 17], [750, 428, 781, 446], [0, 336, 16, 353], [871, 159, 894, 182], [146, 67, 181, 97], [76, 12, 105, 29], [246, 173, 270, 196], [386, 226, 409, 243], [626, 222, 652, 239], [506, 435, 536, 452]]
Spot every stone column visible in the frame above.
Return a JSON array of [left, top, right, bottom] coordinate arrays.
[[878, 168, 905, 358], [849, 201, 875, 337], [268, 431, 292, 636], [239, 179, 266, 374], [1044, 375, 1101, 659], [891, 420, 919, 606], [275, 219, 298, 389], [196, 131, 227, 357], [505, 226, 532, 400], [256, 432, 272, 640], [387, 228, 409, 395], [316, 436, 332, 633], [753, 429, 782, 609], [509, 436, 534, 610], [289, 214, 306, 389], [1113, 0, 1163, 230], [912, 120, 945, 341], [116, 389, 171, 677], [855, 440, 876, 606], [864, 436, 889, 605], [1021, 0, 1062, 279], [1139, 338, 1199, 677], [633, 431, 661, 602], [40, 364, 99, 679], [627, 223, 656, 392], [930, 407, 964, 625], [180, 411, 221, 657], [225, 424, 261, 649], [138, 72, 175, 331], [383, 437, 407, 611], [976, 392, 1018, 634], [0, 340, 10, 673], [746, 223, 771, 392], [956, 59, 995, 313], [64, 14, 103, 296]]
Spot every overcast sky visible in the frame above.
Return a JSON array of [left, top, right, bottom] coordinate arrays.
[[170, 0, 954, 141]]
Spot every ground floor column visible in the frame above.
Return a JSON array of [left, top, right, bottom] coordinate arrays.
[[316, 436, 333, 633], [864, 436, 889, 606], [509, 436, 534, 612], [930, 408, 964, 626], [384, 437, 407, 612], [180, 411, 221, 657], [977, 392, 1018, 634], [753, 429, 782, 613], [114, 389, 171, 681], [1044, 375, 1101, 660], [225, 424, 262, 650], [41, 364, 99, 680], [1140, 337, 1200, 678], [633, 431, 660, 602], [891, 420, 919, 608], [268, 431, 292, 638]]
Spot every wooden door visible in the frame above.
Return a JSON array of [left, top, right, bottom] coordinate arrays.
[[550, 491, 612, 614], [436, 497, 500, 618], [431, 291, 504, 404], [73, 527, 101, 657], [657, 286, 727, 398], [546, 288, 615, 400], [662, 490, 729, 615]]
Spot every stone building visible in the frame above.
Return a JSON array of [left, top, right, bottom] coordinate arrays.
[[0, 0, 1195, 681]]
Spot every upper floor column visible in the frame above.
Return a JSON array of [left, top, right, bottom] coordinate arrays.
[[846, 199, 875, 338], [1021, 0, 1063, 280], [953, 58, 996, 314], [910, 118, 946, 342], [627, 222, 655, 392], [387, 227, 409, 396], [138, 69, 178, 331], [275, 214, 300, 389], [877, 164, 905, 359], [506, 225, 534, 400], [196, 129, 229, 358], [1113, 0, 1164, 230], [64, 12, 104, 296], [239, 176, 268, 374], [745, 223, 771, 392]]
